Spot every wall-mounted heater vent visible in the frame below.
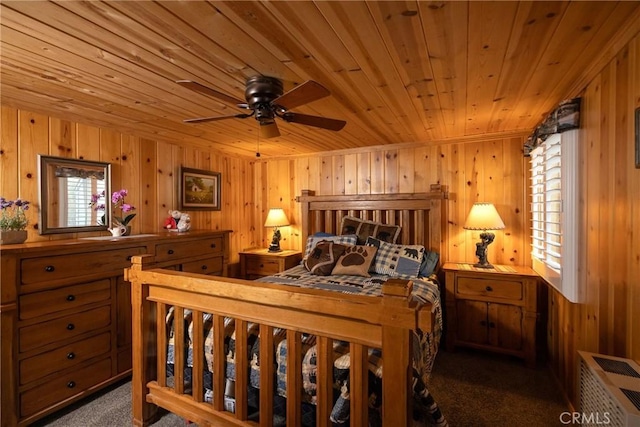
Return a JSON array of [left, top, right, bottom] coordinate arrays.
[[579, 351, 640, 427]]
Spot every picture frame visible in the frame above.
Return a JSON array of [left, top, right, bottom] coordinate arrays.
[[179, 167, 221, 211], [636, 107, 640, 169]]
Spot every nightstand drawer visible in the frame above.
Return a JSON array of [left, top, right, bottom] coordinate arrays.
[[457, 277, 523, 301], [245, 256, 281, 276]]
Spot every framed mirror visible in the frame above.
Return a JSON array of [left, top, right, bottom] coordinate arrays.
[[38, 155, 111, 235]]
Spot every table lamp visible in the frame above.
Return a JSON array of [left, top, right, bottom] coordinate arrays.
[[463, 202, 505, 268], [264, 208, 289, 252]]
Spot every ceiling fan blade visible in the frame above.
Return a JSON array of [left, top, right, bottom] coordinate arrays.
[[260, 121, 280, 138], [184, 113, 252, 124], [281, 112, 346, 131], [271, 80, 330, 110], [176, 80, 244, 106]]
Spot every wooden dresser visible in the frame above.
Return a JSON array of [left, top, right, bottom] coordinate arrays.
[[0, 230, 230, 426]]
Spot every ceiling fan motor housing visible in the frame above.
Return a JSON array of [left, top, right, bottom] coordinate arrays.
[[244, 76, 283, 108]]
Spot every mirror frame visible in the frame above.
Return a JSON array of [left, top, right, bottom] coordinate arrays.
[[38, 155, 112, 235]]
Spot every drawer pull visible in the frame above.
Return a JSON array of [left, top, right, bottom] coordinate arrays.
[[67, 352, 76, 360], [66, 295, 76, 302], [211, 243, 216, 249], [45, 265, 55, 272], [66, 323, 75, 331], [260, 264, 264, 268], [485, 286, 493, 292], [201, 265, 208, 270], [67, 381, 76, 389], [168, 249, 174, 255]]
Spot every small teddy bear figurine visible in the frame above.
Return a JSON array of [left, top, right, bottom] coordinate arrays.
[[177, 212, 191, 232], [163, 210, 182, 230]]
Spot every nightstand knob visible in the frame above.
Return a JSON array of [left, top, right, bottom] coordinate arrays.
[[66, 294, 75, 302], [201, 265, 208, 270], [67, 381, 76, 389], [67, 352, 76, 360], [45, 265, 55, 272], [485, 286, 493, 292], [167, 249, 174, 255], [211, 243, 216, 248], [66, 323, 75, 331], [259, 263, 264, 268]]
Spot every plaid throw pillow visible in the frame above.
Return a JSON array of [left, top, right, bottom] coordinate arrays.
[[365, 236, 425, 278]]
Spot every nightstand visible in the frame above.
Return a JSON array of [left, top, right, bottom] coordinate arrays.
[[442, 263, 543, 367], [239, 248, 302, 279]]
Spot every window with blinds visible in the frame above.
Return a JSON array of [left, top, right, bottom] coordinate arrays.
[[64, 177, 106, 227], [529, 129, 581, 303]]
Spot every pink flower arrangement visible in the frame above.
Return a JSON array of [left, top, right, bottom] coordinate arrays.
[[90, 189, 136, 226]]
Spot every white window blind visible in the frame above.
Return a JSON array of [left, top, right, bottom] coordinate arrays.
[[530, 129, 581, 303], [64, 177, 106, 227]]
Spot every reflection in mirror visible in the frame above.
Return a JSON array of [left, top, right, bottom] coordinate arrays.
[[38, 155, 111, 235]]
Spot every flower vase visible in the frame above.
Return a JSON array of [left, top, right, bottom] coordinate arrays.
[[0, 230, 28, 245]]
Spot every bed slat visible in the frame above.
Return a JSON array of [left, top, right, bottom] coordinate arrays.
[[235, 319, 249, 420], [157, 303, 167, 388], [350, 342, 369, 426], [212, 315, 225, 412], [286, 330, 301, 427], [259, 324, 274, 427], [192, 310, 204, 402], [315, 336, 333, 427], [174, 306, 185, 395]]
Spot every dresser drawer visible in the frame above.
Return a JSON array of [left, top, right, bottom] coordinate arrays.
[[245, 256, 281, 276], [181, 257, 224, 275], [19, 332, 111, 385], [19, 305, 111, 353], [19, 279, 111, 320], [21, 247, 146, 285], [20, 357, 112, 418], [456, 277, 523, 301], [155, 237, 224, 263]]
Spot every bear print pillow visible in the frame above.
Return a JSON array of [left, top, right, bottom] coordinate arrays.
[[331, 245, 378, 277]]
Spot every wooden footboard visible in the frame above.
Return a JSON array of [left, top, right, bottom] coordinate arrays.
[[126, 256, 434, 427]]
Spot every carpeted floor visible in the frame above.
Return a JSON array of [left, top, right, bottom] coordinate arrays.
[[32, 348, 567, 426]]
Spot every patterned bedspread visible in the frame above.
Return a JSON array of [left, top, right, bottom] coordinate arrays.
[[166, 265, 446, 426]]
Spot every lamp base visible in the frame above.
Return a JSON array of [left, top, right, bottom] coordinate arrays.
[[267, 245, 282, 253], [473, 262, 494, 269]]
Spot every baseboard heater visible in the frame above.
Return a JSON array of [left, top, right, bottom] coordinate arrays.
[[579, 351, 640, 426]]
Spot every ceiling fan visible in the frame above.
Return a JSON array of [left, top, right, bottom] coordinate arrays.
[[177, 76, 346, 139]]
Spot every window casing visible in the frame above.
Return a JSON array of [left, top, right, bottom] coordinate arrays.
[[530, 129, 581, 303]]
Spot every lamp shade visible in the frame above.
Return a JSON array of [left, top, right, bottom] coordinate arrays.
[[463, 203, 505, 231], [264, 208, 290, 227]]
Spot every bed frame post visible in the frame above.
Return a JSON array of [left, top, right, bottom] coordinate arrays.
[[298, 189, 314, 245], [126, 255, 158, 427], [381, 279, 413, 425]]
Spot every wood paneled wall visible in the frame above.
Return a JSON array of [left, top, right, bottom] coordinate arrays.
[[0, 106, 257, 264], [547, 33, 640, 407], [255, 136, 531, 268]]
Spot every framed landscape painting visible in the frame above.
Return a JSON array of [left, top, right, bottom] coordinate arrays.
[[179, 167, 221, 210]]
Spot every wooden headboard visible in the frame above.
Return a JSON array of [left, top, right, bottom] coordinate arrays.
[[296, 184, 448, 258]]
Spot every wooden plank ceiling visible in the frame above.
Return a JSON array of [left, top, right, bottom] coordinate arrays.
[[1, 1, 638, 158]]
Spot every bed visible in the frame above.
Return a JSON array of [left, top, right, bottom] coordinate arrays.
[[127, 185, 448, 427]]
